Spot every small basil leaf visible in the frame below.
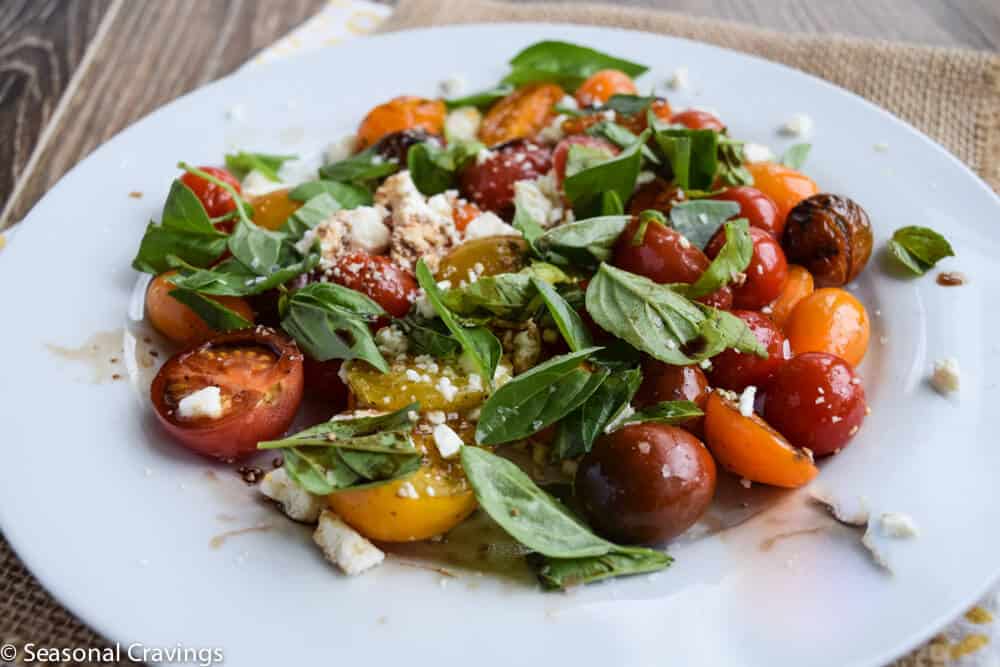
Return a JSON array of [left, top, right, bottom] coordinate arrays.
[[224, 151, 297, 181], [338, 449, 422, 482], [668, 199, 740, 250], [553, 367, 641, 460], [780, 143, 812, 170], [536, 547, 672, 590], [228, 219, 285, 276], [621, 400, 704, 426], [888, 226, 955, 276], [445, 84, 515, 110], [282, 447, 361, 495], [533, 215, 630, 268], [600, 190, 624, 216], [531, 277, 592, 352], [504, 41, 647, 90], [585, 121, 660, 164], [166, 253, 319, 296], [652, 125, 719, 191], [161, 179, 215, 232], [261, 404, 419, 446], [397, 315, 462, 357], [601, 94, 658, 116], [685, 218, 752, 298], [318, 145, 399, 185], [166, 287, 253, 332], [717, 138, 753, 187], [563, 129, 650, 216], [288, 180, 372, 208], [282, 192, 342, 239], [131, 180, 228, 274], [565, 143, 616, 179]]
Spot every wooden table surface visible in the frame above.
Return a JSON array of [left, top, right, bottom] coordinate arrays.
[[0, 0, 998, 230]]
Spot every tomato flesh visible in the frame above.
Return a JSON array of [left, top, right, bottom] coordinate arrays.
[[179, 166, 241, 219]]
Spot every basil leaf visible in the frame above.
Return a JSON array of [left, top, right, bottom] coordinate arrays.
[[166, 287, 252, 332], [407, 139, 483, 196], [318, 145, 399, 185], [288, 180, 372, 208], [228, 219, 285, 275], [131, 180, 228, 274], [563, 129, 650, 216], [397, 315, 462, 357], [585, 121, 660, 164], [585, 263, 765, 364], [441, 263, 568, 320], [261, 404, 418, 445], [416, 260, 502, 385], [280, 282, 388, 371], [780, 143, 811, 170], [650, 118, 719, 191], [531, 277, 592, 352], [622, 400, 704, 426], [475, 348, 605, 445], [602, 94, 657, 116], [553, 367, 641, 460], [282, 447, 361, 494], [445, 84, 515, 110], [536, 547, 672, 590], [668, 199, 740, 250], [167, 253, 319, 296], [504, 41, 647, 90], [534, 215, 631, 268], [600, 190, 624, 216], [512, 184, 547, 247], [888, 226, 955, 276], [224, 151, 296, 181], [565, 143, 616, 179], [685, 218, 752, 298], [282, 192, 342, 239], [717, 138, 753, 187]]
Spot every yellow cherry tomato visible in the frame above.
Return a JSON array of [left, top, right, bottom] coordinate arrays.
[[146, 272, 254, 346], [784, 287, 870, 366], [250, 188, 302, 231]]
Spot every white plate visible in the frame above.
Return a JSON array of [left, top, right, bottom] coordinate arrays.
[[2, 24, 998, 667]]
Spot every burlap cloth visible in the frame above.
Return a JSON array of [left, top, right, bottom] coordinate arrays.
[[2, 1, 998, 665]]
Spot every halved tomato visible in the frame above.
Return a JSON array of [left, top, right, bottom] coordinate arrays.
[[150, 328, 305, 460]]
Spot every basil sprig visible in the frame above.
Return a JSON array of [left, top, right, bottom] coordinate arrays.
[[888, 226, 955, 276], [288, 180, 372, 208], [319, 145, 399, 186], [224, 151, 296, 181], [585, 263, 766, 365], [167, 252, 319, 297], [131, 179, 228, 274], [621, 400, 704, 427], [408, 139, 484, 196], [532, 215, 631, 269], [780, 143, 811, 170], [460, 447, 671, 589], [280, 282, 389, 371], [166, 287, 252, 332], [503, 41, 648, 90], [683, 218, 753, 298], [440, 263, 568, 321], [553, 367, 641, 460], [563, 129, 650, 216], [475, 348, 606, 445], [259, 404, 421, 495], [668, 199, 740, 250]]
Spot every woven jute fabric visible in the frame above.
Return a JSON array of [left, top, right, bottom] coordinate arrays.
[[2, 3, 998, 665]]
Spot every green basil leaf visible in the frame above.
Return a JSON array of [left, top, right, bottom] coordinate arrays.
[[282, 192, 342, 239], [563, 129, 650, 215], [585, 121, 660, 164], [601, 94, 657, 116], [280, 282, 388, 371], [534, 215, 631, 268], [337, 449, 422, 482], [160, 179, 214, 232], [685, 218, 752, 298], [416, 260, 502, 385], [288, 180, 373, 208], [668, 199, 740, 249], [397, 315, 462, 357], [531, 277, 592, 352], [780, 143, 812, 170], [408, 139, 484, 195], [888, 226, 955, 276], [166, 253, 319, 296], [504, 41, 647, 90], [621, 400, 704, 426], [440, 264, 568, 320], [600, 190, 625, 216], [166, 287, 253, 332], [445, 84, 515, 110], [553, 367, 641, 460], [228, 219, 285, 275], [318, 145, 399, 185], [656, 128, 719, 191], [536, 546, 672, 590], [585, 263, 765, 364], [475, 348, 605, 445], [261, 404, 419, 446], [282, 447, 361, 494], [131, 180, 228, 274], [565, 143, 616, 179], [717, 138, 753, 187], [512, 185, 547, 247], [224, 151, 297, 181]]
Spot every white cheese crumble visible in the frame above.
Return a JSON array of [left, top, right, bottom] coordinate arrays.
[[604, 404, 636, 434], [512, 327, 542, 373], [426, 410, 447, 425], [375, 325, 409, 357], [779, 113, 814, 138], [438, 74, 466, 98], [464, 212, 520, 240], [666, 66, 690, 90], [808, 486, 870, 526], [396, 481, 419, 499], [738, 386, 757, 417], [432, 423, 464, 459], [743, 143, 776, 163], [435, 376, 459, 402], [931, 357, 960, 394], [260, 468, 323, 523], [444, 107, 482, 142], [177, 386, 223, 420], [325, 134, 357, 164], [537, 114, 568, 144], [240, 170, 286, 198], [879, 512, 920, 538], [558, 95, 579, 110], [313, 510, 385, 575]]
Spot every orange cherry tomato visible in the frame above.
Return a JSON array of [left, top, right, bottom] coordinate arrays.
[[250, 188, 302, 231], [479, 83, 564, 146], [784, 288, 870, 366], [769, 265, 815, 330], [146, 272, 254, 347], [670, 110, 725, 131], [704, 391, 818, 488], [356, 96, 446, 150], [746, 162, 818, 228], [574, 69, 638, 107]]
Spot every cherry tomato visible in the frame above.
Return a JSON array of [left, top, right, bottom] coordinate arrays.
[[576, 423, 716, 544], [574, 69, 638, 106], [303, 357, 348, 412], [746, 162, 818, 228], [562, 98, 673, 136], [150, 328, 304, 460], [250, 188, 302, 231], [712, 186, 782, 237], [146, 272, 254, 347], [452, 199, 481, 232], [458, 139, 552, 217], [552, 135, 619, 189], [330, 251, 418, 318], [180, 166, 241, 219], [763, 352, 867, 457], [768, 264, 814, 330], [784, 287, 870, 366], [708, 310, 789, 392], [373, 128, 438, 164], [634, 361, 710, 435], [436, 236, 529, 284], [479, 83, 564, 146], [704, 390, 818, 488], [356, 96, 446, 150], [706, 225, 788, 310], [627, 177, 686, 217], [670, 109, 725, 131]]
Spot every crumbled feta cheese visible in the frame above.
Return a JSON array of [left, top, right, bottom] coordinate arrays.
[[537, 114, 567, 144], [467, 373, 483, 392], [432, 423, 464, 459], [444, 107, 482, 142], [661, 463, 672, 479], [558, 95, 579, 110], [512, 327, 542, 373], [375, 325, 409, 357], [809, 486, 870, 526], [666, 66, 690, 90], [177, 386, 223, 420], [464, 212, 520, 240], [260, 468, 323, 523], [396, 481, 419, 499], [475, 148, 495, 165], [325, 134, 357, 163], [375, 171, 459, 270], [739, 478, 753, 489], [313, 510, 384, 575], [779, 113, 813, 138], [413, 290, 437, 319], [439, 74, 466, 97], [240, 170, 286, 198], [426, 410, 447, 425], [738, 386, 757, 417], [405, 369, 421, 382], [879, 512, 920, 538], [435, 376, 459, 402], [637, 440, 651, 454], [743, 143, 775, 163], [309, 205, 391, 261], [931, 357, 960, 394], [514, 178, 556, 225]]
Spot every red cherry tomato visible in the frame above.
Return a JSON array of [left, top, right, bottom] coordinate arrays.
[[330, 251, 417, 319], [179, 166, 242, 219], [150, 328, 305, 460], [635, 361, 710, 435], [712, 187, 783, 237], [459, 139, 552, 218], [552, 135, 620, 189], [763, 352, 866, 457], [303, 357, 349, 412], [706, 225, 788, 310], [670, 110, 725, 131], [708, 310, 789, 392]]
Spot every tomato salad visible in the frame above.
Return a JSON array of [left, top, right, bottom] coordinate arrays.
[[133, 41, 946, 589]]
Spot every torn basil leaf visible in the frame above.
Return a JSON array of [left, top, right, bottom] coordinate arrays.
[[564, 129, 650, 216], [503, 41, 648, 90], [651, 124, 719, 191], [282, 192, 342, 239], [717, 138, 753, 187], [397, 315, 462, 358], [621, 400, 704, 427], [601, 94, 657, 116], [585, 121, 660, 164], [531, 277, 592, 352], [288, 180, 372, 208], [318, 145, 399, 185], [167, 252, 318, 296], [553, 367, 641, 460], [131, 180, 228, 274], [167, 287, 252, 332], [888, 226, 955, 275], [684, 218, 752, 298], [408, 139, 483, 196], [535, 547, 672, 590], [227, 218, 286, 276], [533, 215, 631, 268], [668, 199, 740, 249], [224, 151, 297, 182], [780, 143, 812, 170], [445, 84, 514, 110]]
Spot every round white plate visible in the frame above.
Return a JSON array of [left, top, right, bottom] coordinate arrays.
[[2, 24, 998, 667]]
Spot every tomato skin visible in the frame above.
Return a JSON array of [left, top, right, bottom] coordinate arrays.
[[712, 187, 783, 237], [575, 69, 638, 106], [180, 166, 242, 219], [146, 272, 254, 346], [329, 251, 417, 319], [458, 139, 552, 218], [250, 188, 302, 231], [746, 162, 818, 228], [635, 361, 710, 435], [670, 109, 725, 131], [784, 287, 870, 366], [707, 225, 788, 310], [763, 352, 866, 457], [552, 135, 619, 189], [150, 328, 305, 460], [356, 96, 445, 150], [302, 357, 348, 411], [627, 177, 686, 217], [479, 83, 564, 146], [768, 264, 814, 330], [708, 311, 789, 392]]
